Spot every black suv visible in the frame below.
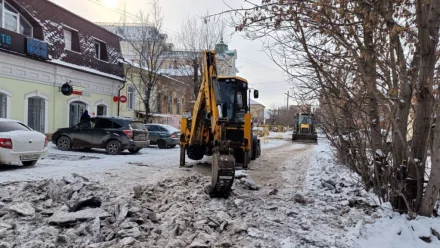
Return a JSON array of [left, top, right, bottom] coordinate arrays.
[[52, 117, 150, 155]]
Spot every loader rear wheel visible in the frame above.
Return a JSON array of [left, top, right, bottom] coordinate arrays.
[[251, 136, 258, 160], [242, 152, 249, 169]]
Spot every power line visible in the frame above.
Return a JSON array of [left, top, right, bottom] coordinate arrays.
[[250, 80, 290, 85], [239, 56, 282, 73], [238, 59, 280, 73]]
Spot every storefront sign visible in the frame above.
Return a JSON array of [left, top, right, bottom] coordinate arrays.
[[72, 90, 82, 96], [0, 27, 25, 53], [0, 27, 48, 60], [60, 83, 73, 96], [26, 38, 48, 60]]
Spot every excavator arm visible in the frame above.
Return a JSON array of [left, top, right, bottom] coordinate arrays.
[[189, 51, 223, 145], [181, 50, 235, 196]]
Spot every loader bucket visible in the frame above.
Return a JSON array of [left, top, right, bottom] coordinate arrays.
[[292, 133, 318, 144]]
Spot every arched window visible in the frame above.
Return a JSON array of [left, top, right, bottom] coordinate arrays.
[[27, 97, 45, 133], [1, 1, 33, 37]]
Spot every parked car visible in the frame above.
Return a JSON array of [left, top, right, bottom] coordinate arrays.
[[145, 124, 180, 149], [52, 117, 149, 155], [0, 118, 48, 166]]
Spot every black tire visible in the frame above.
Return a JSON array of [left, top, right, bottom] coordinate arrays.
[[187, 145, 204, 160], [22, 160, 37, 166], [168, 144, 177, 148], [128, 148, 141, 154], [106, 140, 121, 155], [158, 140, 167, 149], [242, 152, 249, 169], [57, 136, 71, 151], [251, 136, 258, 160], [257, 141, 261, 157]]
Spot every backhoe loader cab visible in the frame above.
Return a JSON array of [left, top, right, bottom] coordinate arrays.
[[179, 50, 261, 197]]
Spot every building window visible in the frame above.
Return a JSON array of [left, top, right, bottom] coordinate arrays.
[[69, 101, 87, 127], [19, 17, 32, 37], [167, 96, 172, 113], [156, 93, 162, 112], [94, 39, 108, 61], [127, 86, 135, 110], [64, 29, 72, 50], [0, 93, 7, 118], [1, 1, 33, 37], [176, 98, 181, 115], [63, 28, 80, 52], [97, 104, 107, 117], [94, 42, 100, 58], [27, 97, 45, 133]]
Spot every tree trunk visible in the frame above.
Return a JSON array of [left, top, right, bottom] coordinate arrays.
[[412, 0, 440, 212], [419, 108, 440, 216], [392, 37, 413, 168], [144, 85, 152, 123]]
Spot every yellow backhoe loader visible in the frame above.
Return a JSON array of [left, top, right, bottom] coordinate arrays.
[[292, 113, 318, 143], [179, 50, 261, 197]]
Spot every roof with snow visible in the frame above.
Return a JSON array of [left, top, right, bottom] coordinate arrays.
[[250, 99, 265, 107]]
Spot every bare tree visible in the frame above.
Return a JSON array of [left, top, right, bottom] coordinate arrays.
[[223, 0, 440, 216], [118, 0, 170, 122], [170, 12, 229, 97]]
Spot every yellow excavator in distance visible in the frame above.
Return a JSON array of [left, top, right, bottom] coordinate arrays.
[[179, 50, 261, 197]]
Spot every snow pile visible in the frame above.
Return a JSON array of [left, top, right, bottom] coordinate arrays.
[[356, 203, 440, 247], [268, 131, 292, 140], [0, 171, 308, 247], [303, 140, 380, 247]]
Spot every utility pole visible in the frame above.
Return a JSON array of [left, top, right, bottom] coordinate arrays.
[[284, 91, 291, 111], [285, 91, 293, 127]]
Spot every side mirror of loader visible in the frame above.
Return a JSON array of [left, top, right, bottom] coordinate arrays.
[[253, 90, 259, 98]]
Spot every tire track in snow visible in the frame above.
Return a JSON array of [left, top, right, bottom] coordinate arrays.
[[249, 143, 315, 193]]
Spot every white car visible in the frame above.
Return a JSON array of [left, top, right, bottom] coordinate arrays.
[[0, 118, 48, 166]]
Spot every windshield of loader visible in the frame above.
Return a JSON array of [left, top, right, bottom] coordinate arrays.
[[298, 115, 312, 125], [218, 78, 248, 123]]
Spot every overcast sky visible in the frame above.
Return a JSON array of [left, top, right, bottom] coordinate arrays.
[[52, 0, 291, 109]]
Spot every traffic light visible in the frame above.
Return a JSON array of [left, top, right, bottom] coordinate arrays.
[[61, 82, 73, 96]]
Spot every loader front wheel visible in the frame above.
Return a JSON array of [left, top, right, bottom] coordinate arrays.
[[187, 145, 204, 160]]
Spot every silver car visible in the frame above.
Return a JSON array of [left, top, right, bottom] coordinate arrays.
[[145, 124, 180, 149]]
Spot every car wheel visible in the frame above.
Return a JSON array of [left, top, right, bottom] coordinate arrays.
[[168, 144, 177, 148], [106, 140, 121, 155], [158, 140, 167, 149], [22, 160, 37, 166], [57, 136, 71, 151], [128, 148, 141, 154]]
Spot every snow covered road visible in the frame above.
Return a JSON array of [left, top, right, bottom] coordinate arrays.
[[0, 138, 379, 247], [0, 139, 290, 190]]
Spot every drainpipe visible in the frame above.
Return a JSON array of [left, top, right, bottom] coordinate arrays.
[[117, 81, 126, 117], [117, 57, 129, 117]]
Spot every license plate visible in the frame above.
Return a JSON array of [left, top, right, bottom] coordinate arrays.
[[135, 135, 146, 141], [20, 154, 40, 161]]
